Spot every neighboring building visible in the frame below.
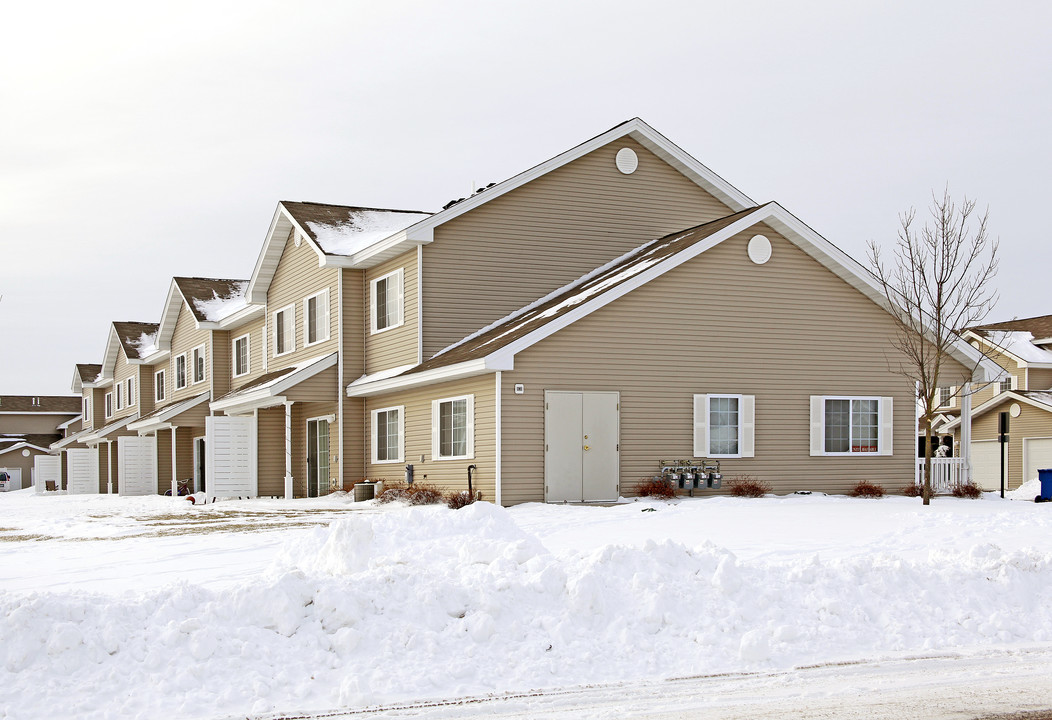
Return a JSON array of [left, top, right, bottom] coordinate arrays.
[[0, 395, 81, 489], [48, 118, 998, 503], [941, 314, 1052, 491]]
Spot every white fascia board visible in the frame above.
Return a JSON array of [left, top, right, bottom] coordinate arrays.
[[133, 349, 171, 365], [764, 205, 1002, 383], [0, 442, 51, 456], [210, 394, 288, 415], [57, 415, 82, 430], [248, 204, 320, 303], [345, 358, 507, 398], [196, 303, 265, 331], [71, 369, 83, 394], [405, 119, 753, 244], [99, 326, 122, 380], [155, 280, 184, 350], [80, 413, 139, 443], [127, 393, 210, 432], [210, 353, 337, 412], [321, 229, 431, 269]]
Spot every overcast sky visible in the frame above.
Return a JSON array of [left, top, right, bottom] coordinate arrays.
[[2, 1, 1049, 396]]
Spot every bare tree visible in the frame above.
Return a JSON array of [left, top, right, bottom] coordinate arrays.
[[868, 188, 999, 505]]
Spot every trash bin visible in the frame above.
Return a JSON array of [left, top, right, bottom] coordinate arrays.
[[354, 482, 376, 502], [1039, 469, 1052, 501]]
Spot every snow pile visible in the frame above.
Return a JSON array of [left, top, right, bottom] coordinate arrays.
[[308, 210, 430, 257], [5, 500, 1052, 719], [192, 281, 249, 322]]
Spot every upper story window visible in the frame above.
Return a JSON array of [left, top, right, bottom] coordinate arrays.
[[174, 354, 187, 390], [274, 305, 295, 356], [192, 345, 206, 384], [372, 406, 404, 463], [233, 334, 250, 377], [115, 382, 123, 411], [999, 377, 1013, 393], [938, 386, 955, 407], [304, 290, 330, 346], [105, 392, 113, 418], [810, 396, 892, 456], [371, 269, 404, 334], [82, 397, 89, 419], [432, 395, 474, 460], [126, 377, 135, 407], [155, 369, 166, 402]]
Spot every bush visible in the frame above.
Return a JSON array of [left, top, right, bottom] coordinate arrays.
[[637, 476, 676, 499], [376, 482, 444, 505], [850, 480, 885, 498], [446, 490, 482, 509], [951, 482, 983, 499], [901, 483, 923, 498], [726, 475, 771, 498]]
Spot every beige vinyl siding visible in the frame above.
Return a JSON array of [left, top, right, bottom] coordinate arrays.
[[364, 251, 418, 373], [498, 223, 973, 504], [257, 407, 286, 497], [363, 375, 496, 500], [292, 400, 338, 497], [1027, 367, 1052, 390], [156, 428, 172, 492], [250, 397, 338, 498], [111, 346, 138, 421], [267, 233, 339, 370], [967, 399, 1052, 490], [137, 365, 155, 417], [211, 330, 231, 399], [422, 137, 737, 358], [229, 315, 267, 391], [92, 387, 106, 428], [170, 303, 211, 403], [341, 268, 366, 489]]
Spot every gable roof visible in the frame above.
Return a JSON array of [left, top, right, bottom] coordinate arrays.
[[151, 277, 258, 358], [348, 202, 1002, 397], [973, 314, 1052, 339], [0, 434, 62, 456], [72, 363, 103, 391], [100, 322, 159, 379], [0, 396, 82, 414], [942, 389, 1052, 431], [967, 314, 1052, 368]]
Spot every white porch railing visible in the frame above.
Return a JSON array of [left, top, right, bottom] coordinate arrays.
[[915, 457, 969, 494]]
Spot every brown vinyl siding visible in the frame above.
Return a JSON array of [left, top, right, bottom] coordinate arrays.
[[111, 346, 138, 421], [363, 375, 496, 500], [967, 399, 1052, 490], [341, 268, 366, 489], [136, 365, 155, 417], [257, 407, 286, 497], [156, 428, 172, 492], [229, 316, 267, 391], [422, 137, 736, 358], [267, 233, 339, 371], [498, 223, 972, 504], [211, 330, 231, 399], [170, 304, 211, 403], [1028, 368, 1052, 390], [364, 250, 418, 373]]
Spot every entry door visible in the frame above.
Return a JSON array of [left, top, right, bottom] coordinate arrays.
[[545, 391, 619, 502], [306, 418, 330, 498]]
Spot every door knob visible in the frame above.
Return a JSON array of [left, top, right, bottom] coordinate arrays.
[[584, 445, 591, 451]]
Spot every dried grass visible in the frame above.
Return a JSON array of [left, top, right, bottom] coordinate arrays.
[[726, 475, 771, 498]]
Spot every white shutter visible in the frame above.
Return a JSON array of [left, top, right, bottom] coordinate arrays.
[[809, 396, 824, 456], [949, 386, 957, 408], [740, 395, 755, 458], [465, 395, 475, 457], [34, 455, 60, 494], [394, 270, 405, 326], [879, 396, 894, 456], [693, 394, 709, 457], [206, 416, 257, 497], [398, 407, 405, 461], [431, 400, 440, 458], [1011, 375, 1018, 390], [321, 291, 330, 341]]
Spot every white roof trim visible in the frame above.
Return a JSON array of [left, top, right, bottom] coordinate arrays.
[[127, 392, 211, 432], [247, 205, 325, 304], [198, 302, 265, 330], [51, 427, 94, 451], [0, 442, 52, 456], [80, 413, 140, 444], [209, 353, 337, 413], [942, 390, 1052, 431], [57, 415, 82, 430], [345, 358, 508, 398]]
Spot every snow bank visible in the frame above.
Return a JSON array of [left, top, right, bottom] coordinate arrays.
[[5, 501, 1052, 719]]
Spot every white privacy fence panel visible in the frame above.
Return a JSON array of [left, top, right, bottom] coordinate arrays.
[[118, 436, 157, 496], [34, 456, 60, 493], [67, 449, 99, 494], [206, 416, 257, 498]]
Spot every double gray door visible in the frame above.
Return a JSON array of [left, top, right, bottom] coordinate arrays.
[[544, 391, 619, 502]]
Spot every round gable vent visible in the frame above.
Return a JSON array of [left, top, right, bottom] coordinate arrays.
[[1010, 402, 1022, 418], [747, 235, 772, 264], [615, 147, 638, 174]]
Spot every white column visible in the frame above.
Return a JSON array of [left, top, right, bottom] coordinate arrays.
[[495, 371, 502, 507], [284, 402, 294, 499], [961, 382, 972, 486], [171, 426, 179, 499], [106, 441, 113, 494]]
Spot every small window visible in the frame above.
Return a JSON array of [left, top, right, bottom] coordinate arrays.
[[233, 334, 251, 377], [115, 383, 123, 411], [372, 406, 404, 463], [155, 369, 166, 402], [304, 290, 330, 346], [938, 386, 954, 407], [693, 394, 755, 458], [999, 377, 1013, 393], [371, 269, 404, 334], [105, 392, 113, 418], [192, 345, 206, 384], [175, 354, 187, 389], [126, 377, 135, 406], [432, 395, 474, 460], [82, 397, 89, 419], [274, 305, 295, 356], [708, 395, 740, 457]]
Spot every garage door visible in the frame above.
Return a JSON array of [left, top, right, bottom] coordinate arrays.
[[971, 440, 1005, 491], [1024, 437, 1052, 488]]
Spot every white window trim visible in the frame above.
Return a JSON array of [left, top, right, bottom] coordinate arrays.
[[115, 382, 123, 411], [126, 377, 135, 407], [303, 289, 330, 347], [273, 304, 296, 357], [809, 395, 893, 457], [431, 394, 475, 461], [693, 394, 755, 458], [371, 405, 405, 464], [233, 333, 251, 378], [104, 392, 113, 419], [370, 268, 405, 335], [191, 344, 207, 385], [174, 353, 188, 390], [155, 369, 166, 402]]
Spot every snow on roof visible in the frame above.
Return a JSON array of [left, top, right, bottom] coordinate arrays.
[[113, 322, 160, 360], [191, 281, 249, 322], [996, 331, 1052, 364], [305, 209, 432, 256]]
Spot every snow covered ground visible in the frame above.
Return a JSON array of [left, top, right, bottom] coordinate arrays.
[[2, 485, 1052, 719]]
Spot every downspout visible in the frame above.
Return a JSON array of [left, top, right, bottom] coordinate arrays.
[[495, 371, 502, 507], [106, 440, 113, 494]]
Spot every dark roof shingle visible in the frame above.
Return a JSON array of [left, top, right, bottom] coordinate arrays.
[[0, 396, 82, 413]]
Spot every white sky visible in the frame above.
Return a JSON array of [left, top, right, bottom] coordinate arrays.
[[2, 1, 1049, 396]]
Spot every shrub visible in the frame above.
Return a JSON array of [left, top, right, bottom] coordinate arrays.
[[900, 483, 923, 498], [446, 490, 482, 509], [951, 482, 983, 499], [637, 476, 676, 499], [376, 482, 444, 506], [850, 480, 885, 498], [726, 475, 771, 498]]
